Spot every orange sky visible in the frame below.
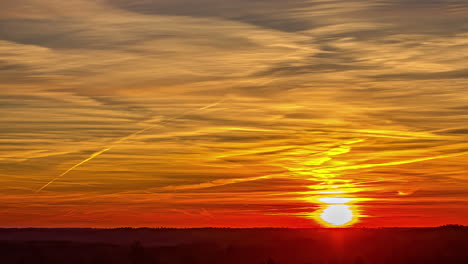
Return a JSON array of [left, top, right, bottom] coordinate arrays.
[[1, 0, 468, 228]]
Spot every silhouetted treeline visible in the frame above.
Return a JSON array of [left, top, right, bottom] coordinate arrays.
[[0, 226, 467, 264]]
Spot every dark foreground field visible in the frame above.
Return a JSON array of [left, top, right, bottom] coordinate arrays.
[[0, 226, 467, 264]]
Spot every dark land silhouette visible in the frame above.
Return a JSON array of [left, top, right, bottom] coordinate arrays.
[[0, 225, 467, 264]]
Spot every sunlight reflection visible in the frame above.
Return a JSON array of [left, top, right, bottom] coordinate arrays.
[[319, 198, 355, 204]]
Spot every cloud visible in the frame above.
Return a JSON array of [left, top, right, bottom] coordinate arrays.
[[1, 0, 468, 227], [0, 0, 316, 95]]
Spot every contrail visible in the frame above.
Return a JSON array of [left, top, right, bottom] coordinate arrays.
[[35, 99, 226, 192], [36, 148, 111, 192]]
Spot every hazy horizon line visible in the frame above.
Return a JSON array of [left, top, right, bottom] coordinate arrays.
[[1, 225, 466, 230]]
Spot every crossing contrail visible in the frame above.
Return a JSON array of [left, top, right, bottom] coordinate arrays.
[[35, 99, 226, 192]]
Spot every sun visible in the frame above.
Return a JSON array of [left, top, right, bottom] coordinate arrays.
[[320, 204, 354, 226], [315, 197, 358, 227]]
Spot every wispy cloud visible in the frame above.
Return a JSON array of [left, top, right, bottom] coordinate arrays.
[[1, 0, 468, 227]]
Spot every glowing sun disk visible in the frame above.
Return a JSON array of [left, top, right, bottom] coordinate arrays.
[[314, 197, 358, 227], [320, 204, 354, 226]]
